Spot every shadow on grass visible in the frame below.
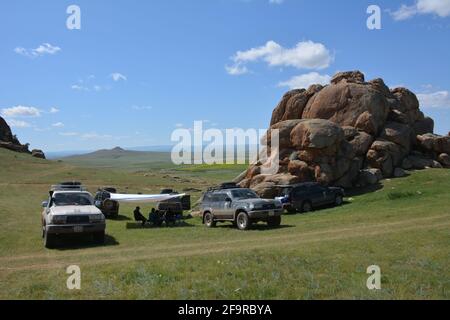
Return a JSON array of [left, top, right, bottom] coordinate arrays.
[[125, 221, 196, 230], [54, 234, 119, 251], [216, 223, 295, 231], [107, 214, 131, 221], [345, 183, 383, 197]]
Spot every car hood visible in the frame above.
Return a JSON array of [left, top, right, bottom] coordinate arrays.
[[50, 205, 102, 216], [235, 198, 279, 206]]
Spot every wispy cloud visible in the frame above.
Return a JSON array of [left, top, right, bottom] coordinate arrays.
[[1, 106, 41, 118], [14, 43, 61, 58], [52, 122, 64, 128], [278, 72, 331, 90], [269, 0, 284, 4], [6, 119, 31, 128], [226, 40, 333, 75], [131, 105, 152, 111], [49, 107, 59, 114], [111, 73, 127, 82], [418, 90, 450, 108], [391, 0, 450, 21]]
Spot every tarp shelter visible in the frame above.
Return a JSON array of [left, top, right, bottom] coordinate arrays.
[[109, 193, 186, 203]]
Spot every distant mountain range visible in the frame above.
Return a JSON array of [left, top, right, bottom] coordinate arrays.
[[46, 145, 174, 159]]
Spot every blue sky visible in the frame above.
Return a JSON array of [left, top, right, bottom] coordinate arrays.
[[1, 0, 449, 152]]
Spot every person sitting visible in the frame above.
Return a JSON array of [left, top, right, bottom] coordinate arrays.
[[133, 206, 147, 226], [149, 208, 163, 227]]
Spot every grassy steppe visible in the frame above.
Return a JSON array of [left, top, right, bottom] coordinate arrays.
[[0, 148, 449, 299]]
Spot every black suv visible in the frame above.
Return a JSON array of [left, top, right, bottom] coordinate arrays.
[[200, 183, 283, 230], [276, 183, 345, 213]]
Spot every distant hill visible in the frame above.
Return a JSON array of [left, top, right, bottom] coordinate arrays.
[[59, 147, 173, 170]]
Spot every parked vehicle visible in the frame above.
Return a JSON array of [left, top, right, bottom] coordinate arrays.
[[276, 182, 345, 213], [94, 187, 120, 218], [200, 183, 283, 230], [157, 189, 191, 215], [41, 182, 106, 248]]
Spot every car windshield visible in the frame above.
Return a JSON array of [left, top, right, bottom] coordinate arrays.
[[231, 189, 259, 200], [53, 193, 93, 206]]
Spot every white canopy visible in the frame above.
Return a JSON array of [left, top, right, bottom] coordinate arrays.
[[109, 193, 185, 203]]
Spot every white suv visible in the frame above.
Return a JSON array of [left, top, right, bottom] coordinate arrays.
[[41, 183, 106, 248]]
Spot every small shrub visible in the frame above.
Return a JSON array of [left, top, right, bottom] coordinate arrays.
[[387, 191, 416, 200]]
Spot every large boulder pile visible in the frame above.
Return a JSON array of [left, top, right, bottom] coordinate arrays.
[[0, 116, 46, 159], [236, 71, 449, 195]]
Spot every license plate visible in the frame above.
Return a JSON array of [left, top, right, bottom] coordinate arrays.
[[269, 211, 275, 216], [74, 226, 83, 233]]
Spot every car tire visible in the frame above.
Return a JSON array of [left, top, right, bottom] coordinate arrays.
[[204, 212, 216, 228], [286, 207, 297, 214], [301, 201, 313, 213], [335, 195, 343, 206], [236, 212, 251, 231], [267, 216, 281, 228], [44, 232, 56, 249], [93, 231, 105, 244]]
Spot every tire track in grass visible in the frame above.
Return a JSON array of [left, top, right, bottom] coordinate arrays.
[[0, 213, 447, 266], [1, 217, 448, 274]]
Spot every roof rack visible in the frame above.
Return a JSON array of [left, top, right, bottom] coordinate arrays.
[[207, 182, 241, 192], [50, 182, 87, 192]]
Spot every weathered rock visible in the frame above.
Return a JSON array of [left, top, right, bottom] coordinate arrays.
[[303, 81, 389, 135], [31, 149, 46, 159], [287, 160, 313, 181], [367, 139, 405, 177], [413, 117, 434, 135], [416, 134, 450, 154], [0, 141, 29, 153], [438, 153, 450, 168], [394, 167, 408, 178], [0, 117, 14, 143], [380, 122, 412, 150], [391, 87, 421, 125], [264, 119, 304, 149], [270, 85, 323, 125], [404, 155, 435, 170], [330, 71, 365, 85], [290, 119, 344, 150], [357, 169, 381, 186], [252, 182, 279, 199], [346, 130, 374, 156]]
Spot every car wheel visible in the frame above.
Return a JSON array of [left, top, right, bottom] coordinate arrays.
[[93, 231, 105, 244], [301, 201, 313, 213], [236, 212, 251, 230], [267, 216, 281, 228], [286, 207, 297, 214], [204, 212, 216, 228], [44, 232, 56, 249], [335, 195, 343, 206]]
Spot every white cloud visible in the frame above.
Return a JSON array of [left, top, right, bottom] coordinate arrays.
[[71, 84, 88, 91], [111, 73, 127, 82], [417, 90, 450, 108], [50, 107, 59, 114], [14, 43, 61, 58], [81, 133, 113, 140], [225, 64, 249, 75], [1, 106, 41, 118], [52, 122, 64, 128], [6, 119, 31, 128], [278, 72, 331, 90], [269, 0, 284, 4], [227, 40, 332, 75], [131, 105, 152, 111], [59, 132, 79, 137], [391, 0, 450, 20]]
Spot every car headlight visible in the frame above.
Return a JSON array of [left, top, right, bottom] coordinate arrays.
[[274, 200, 283, 209], [52, 215, 66, 225], [90, 214, 105, 223]]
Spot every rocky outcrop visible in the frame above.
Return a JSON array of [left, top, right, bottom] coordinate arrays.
[[31, 149, 46, 159], [0, 116, 44, 158], [237, 71, 448, 195]]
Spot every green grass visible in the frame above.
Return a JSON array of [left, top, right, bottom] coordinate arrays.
[[0, 148, 449, 300]]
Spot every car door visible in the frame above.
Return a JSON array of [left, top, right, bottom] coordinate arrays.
[[291, 187, 304, 210], [310, 185, 326, 206]]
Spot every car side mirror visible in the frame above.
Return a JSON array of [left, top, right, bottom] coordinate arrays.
[[41, 201, 48, 208], [225, 197, 232, 203]]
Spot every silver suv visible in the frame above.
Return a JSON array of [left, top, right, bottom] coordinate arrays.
[[201, 184, 283, 230], [41, 183, 106, 248]]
